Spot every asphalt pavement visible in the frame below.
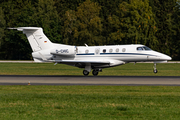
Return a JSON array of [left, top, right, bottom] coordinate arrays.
[[0, 75, 179, 86]]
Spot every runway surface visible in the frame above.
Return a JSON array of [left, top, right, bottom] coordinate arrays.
[[0, 75, 180, 86]]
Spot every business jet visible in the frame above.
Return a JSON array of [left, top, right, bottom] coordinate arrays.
[[10, 27, 171, 76]]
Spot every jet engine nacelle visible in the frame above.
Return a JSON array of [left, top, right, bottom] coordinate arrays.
[[50, 46, 76, 56]]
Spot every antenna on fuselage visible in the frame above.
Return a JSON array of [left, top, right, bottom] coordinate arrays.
[[84, 43, 88, 47]]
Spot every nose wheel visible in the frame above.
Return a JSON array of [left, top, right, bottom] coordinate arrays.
[[153, 63, 158, 73]]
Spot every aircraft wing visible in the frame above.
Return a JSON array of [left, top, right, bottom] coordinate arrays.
[[38, 52, 125, 66], [49, 59, 125, 67], [55, 60, 109, 63]]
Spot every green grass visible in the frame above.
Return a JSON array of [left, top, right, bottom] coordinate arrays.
[[0, 63, 179, 76], [1, 86, 180, 119], [0, 63, 180, 119]]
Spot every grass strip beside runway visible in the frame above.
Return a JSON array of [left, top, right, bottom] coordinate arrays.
[[0, 63, 179, 76], [0, 86, 180, 119]]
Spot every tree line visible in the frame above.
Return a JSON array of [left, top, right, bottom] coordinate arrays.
[[0, 0, 180, 60]]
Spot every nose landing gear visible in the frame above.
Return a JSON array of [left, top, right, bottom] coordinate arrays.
[[153, 63, 158, 73]]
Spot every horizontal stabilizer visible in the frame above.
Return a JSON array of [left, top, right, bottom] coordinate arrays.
[[9, 27, 54, 51], [8, 27, 40, 31]]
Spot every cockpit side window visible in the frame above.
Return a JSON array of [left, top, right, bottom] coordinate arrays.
[[137, 47, 143, 51], [137, 46, 152, 51]]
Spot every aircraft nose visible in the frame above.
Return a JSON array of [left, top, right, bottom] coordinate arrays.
[[162, 54, 172, 61], [167, 56, 172, 61]]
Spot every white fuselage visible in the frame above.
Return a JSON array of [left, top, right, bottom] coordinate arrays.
[[32, 44, 171, 69], [75, 45, 170, 62], [13, 27, 171, 75]]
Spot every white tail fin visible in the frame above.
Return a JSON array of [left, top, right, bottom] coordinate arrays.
[[14, 27, 54, 51]]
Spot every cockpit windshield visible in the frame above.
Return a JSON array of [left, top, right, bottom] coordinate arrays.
[[137, 46, 152, 51], [143, 46, 151, 50]]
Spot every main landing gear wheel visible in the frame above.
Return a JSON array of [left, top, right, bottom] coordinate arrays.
[[92, 70, 99, 76], [153, 63, 158, 73], [83, 70, 89, 76]]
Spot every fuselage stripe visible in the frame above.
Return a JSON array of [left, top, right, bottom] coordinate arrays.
[[76, 53, 94, 55], [76, 53, 156, 56]]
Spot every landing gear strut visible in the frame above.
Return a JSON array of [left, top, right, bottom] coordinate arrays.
[[153, 63, 158, 73]]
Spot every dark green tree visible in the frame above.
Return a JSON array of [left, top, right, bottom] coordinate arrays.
[[92, 0, 127, 45], [63, 0, 103, 46], [74, 0, 103, 45], [32, 0, 61, 43], [0, 7, 6, 46], [108, 0, 158, 50], [0, 0, 62, 60], [0, 0, 180, 60], [1, 0, 35, 60], [62, 10, 77, 45], [150, 0, 178, 55], [169, 1, 180, 60]]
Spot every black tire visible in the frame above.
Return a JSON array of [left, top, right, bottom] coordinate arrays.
[[153, 69, 158, 73], [92, 70, 98, 76], [83, 70, 89, 76]]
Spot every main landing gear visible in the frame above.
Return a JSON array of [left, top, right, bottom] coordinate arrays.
[[83, 70, 89, 76], [83, 69, 102, 76], [92, 69, 99, 76], [153, 63, 158, 73]]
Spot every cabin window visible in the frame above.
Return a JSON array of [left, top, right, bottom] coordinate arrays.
[[116, 48, 119, 52], [109, 49, 113, 53], [85, 49, 89, 54], [103, 49, 106, 53], [95, 48, 100, 54], [122, 48, 126, 52]]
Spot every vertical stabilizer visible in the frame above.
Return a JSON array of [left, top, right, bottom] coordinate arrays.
[[16, 27, 54, 52]]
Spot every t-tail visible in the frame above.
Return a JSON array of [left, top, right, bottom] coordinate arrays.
[[10, 27, 75, 62], [14, 27, 54, 51], [9, 27, 55, 62]]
